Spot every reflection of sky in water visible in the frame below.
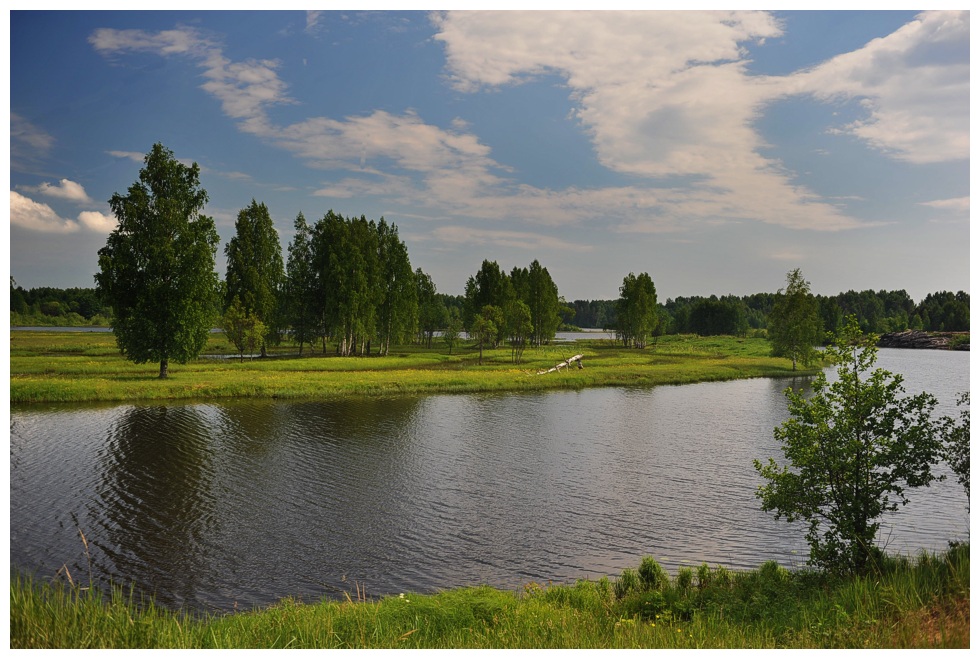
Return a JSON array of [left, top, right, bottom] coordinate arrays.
[[9, 349, 970, 612]]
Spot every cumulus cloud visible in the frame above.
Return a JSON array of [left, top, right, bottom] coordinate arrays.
[[10, 191, 116, 234], [782, 10, 968, 163], [18, 179, 93, 204], [78, 211, 117, 232]]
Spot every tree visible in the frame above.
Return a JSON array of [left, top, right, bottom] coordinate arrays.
[[416, 268, 447, 348], [754, 318, 944, 573], [284, 212, 318, 356], [616, 272, 658, 348], [224, 199, 284, 357], [525, 260, 561, 346], [222, 296, 266, 362], [941, 393, 970, 509], [375, 219, 417, 355], [505, 299, 533, 364], [95, 143, 220, 378], [443, 307, 463, 355], [768, 268, 822, 370], [470, 305, 502, 365]]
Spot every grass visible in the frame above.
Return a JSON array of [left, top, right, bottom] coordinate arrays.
[[10, 331, 819, 404], [10, 543, 969, 649]]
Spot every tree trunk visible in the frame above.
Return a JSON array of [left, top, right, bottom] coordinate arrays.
[[159, 358, 169, 379]]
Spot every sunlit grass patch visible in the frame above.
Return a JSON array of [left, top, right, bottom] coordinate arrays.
[[10, 331, 818, 404]]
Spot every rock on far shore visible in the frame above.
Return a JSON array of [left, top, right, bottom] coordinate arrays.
[[877, 329, 969, 351]]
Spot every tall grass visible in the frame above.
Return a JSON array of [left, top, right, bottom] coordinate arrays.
[[10, 331, 816, 404], [11, 544, 968, 649]]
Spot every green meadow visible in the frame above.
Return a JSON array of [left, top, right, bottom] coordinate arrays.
[[10, 330, 814, 404]]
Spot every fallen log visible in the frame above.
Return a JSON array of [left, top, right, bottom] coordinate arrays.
[[537, 354, 584, 375]]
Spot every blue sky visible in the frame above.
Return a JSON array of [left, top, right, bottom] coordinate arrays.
[[7, 9, 971, 302]]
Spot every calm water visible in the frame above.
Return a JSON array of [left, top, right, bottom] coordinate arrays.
[[9, 349, 969, 612]]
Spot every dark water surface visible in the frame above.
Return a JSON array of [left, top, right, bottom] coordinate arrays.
[[9, 349, 969, 612]]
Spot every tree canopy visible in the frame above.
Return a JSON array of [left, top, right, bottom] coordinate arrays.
[[616, 272, 658, 348], [755, 318, 945, 573], [94, 143, 220, 378], [768, 268, 822, 370], [224, 199, 285, 356]]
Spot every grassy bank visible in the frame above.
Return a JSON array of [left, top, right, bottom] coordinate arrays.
[[11, 544, 969, 649], [10, 331, 817, 404]]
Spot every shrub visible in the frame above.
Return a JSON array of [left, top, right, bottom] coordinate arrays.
[[614, 568, 641, 599], [638, 556, 670, 591], [676, 566, 694, 591]]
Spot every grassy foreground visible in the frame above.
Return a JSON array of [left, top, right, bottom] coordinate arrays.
[[10, 330, 815, 404], [11, 544, 969, 649]]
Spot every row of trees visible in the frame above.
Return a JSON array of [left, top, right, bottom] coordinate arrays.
[[568, 288, 969, 338], [461, 259, 567, 364], [93, 144, 573, 373], [73, 144, 975, 376]]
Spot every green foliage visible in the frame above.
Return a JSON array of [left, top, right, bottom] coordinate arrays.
[[755, 317, 945, 573], [616, 272, 658, 348], [767, 269, 822, 370], [442, 307, 463, 355], [11, 544, 970, 648], [614, 568, 641, 599], [505, 299, 533, 364], [470, 305, 502, 365], [284, 212, 318, 355], [94, 143, 220, 378], [222, 297, 267, 362], [686, 296, 749, 337], [375, 219, 417, 355], [638, 556, 670, 591], [416, 268, 447, 348], [224, 199, 285, 354], [940, 393, 970, 507]]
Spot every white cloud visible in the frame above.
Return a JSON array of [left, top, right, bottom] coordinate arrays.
[[10, 191, 116, 234], [88, 13, 963, 237], [783, 10, 969, 164], [10, 191, 80, 233], [431, 226, 592, 253], [306, 11, 322, 34], [78, 211, 118, 232], [919, 197, 969, 212], [18, 179, 93, 205], [108, 150, 145, 162], [430, 10, 865, 232], [11, 113, 55, 171], [91, 26, 294, 130]]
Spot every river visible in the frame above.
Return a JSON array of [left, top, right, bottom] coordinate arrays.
[[8, 348, 969, 613]]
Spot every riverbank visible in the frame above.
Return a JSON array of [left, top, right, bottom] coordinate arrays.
[[10, 331, 819, 404], [11, 543, 969, 649]]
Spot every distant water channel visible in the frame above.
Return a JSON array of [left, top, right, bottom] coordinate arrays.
[[9, 349, 969, 613]]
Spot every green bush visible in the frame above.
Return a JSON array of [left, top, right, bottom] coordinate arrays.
[[614, 568, 641, 599], [638, 556, 669, 591]]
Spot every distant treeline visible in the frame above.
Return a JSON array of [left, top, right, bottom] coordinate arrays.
[[9, 282, 111, 325], [569, 289, 969, 336]]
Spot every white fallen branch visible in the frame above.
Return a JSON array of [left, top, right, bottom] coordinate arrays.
[[536, 354, 584, 375]]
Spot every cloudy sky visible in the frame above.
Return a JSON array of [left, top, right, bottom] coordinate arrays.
[[8, 9, 970, 302]]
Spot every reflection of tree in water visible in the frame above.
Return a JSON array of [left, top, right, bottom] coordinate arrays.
[[93, 405, 215, 609]]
